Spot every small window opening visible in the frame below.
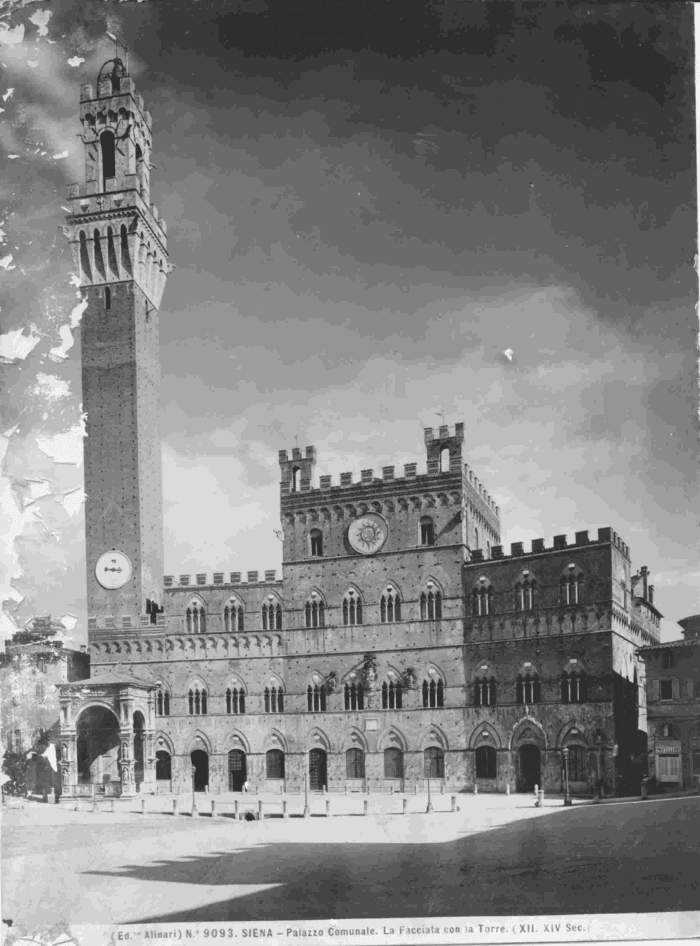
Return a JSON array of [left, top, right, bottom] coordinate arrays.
[[440, 447, 450, 472], [100, 130, 116, 186], [105, 286, 111, 309]]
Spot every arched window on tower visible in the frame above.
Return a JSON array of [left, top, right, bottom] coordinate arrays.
[[305, 595, 325, 628], [187, 682, 207, 716], [474, 670, 497, 707], [561, 568, 583, 605], [291, 466, 300, 492], [380, 587, 401, 623], [472, 583, 493, 617], [420, 586, 442, 620], [186, 600, 206, 634], [342, 590, 362, 626], [226, 683, 246, 714], [420, 516, 435, 546], [516, 671, 540, 705], [309, 529, 323, 557], [104, 286, 111, 310], [264, 683, 284, 714], [100, 130, 116, 186], [560, 669, 588, 704], [440, 446, 450, 473], [224, 598, 244, 633]]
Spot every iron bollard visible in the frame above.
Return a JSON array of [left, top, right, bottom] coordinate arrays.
[[473, 784, 478, 795], [173, 798, 178, 816], [451, 795, 456, 812], [258, 800, 263, 820], [234, 800, 239, 818], [506, 784, 510, 796], [192, 800, 199, 817], [344, 784, 348, 795], [403, 798, 408, 815], [363, 800, 369, 817], [211, 801, 217, 817], [141, 799, 146, 815], [415, 783, 418, 795], [440, 782, 444, 795], [326, 799, 331, 817], [390, 785, 394, 794], [641, 778, 649, 800], [282, 800, 288, 819], [367, 783, 371, 795], [535, 789, 544, 808], [110, 798, 115, 813]]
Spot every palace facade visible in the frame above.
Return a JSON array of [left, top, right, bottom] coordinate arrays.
[[57, 62, 659, 801]]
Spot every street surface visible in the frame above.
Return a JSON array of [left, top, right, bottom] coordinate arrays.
[[2, 793, 699, 927]]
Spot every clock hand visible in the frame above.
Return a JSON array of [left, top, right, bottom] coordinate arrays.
[[104, 566, 123, 573]]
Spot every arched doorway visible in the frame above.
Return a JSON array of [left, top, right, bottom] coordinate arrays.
[[518, 744, 541, 792], [309, 748, 327, 791], [228, 749, 247, 791], [133, 711, 145, 790], [191, 749, 209, 792], [76, 706, 120, 785], [155, 750, 171, 781]]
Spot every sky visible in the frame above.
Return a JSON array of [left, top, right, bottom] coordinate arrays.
[[0, 0, 697, 646]]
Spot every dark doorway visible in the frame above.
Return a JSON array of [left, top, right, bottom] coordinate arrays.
[[191, 749, 209, 792], [133, 711, 145, 790], [228, 749, 247, 791], [76, 706, 120, 784], [155, 750, 171, 781], [309, 748, 327, 791], [518, 744, 541, 792]]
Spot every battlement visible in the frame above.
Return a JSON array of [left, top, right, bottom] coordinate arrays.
[[465, 526, 630, 564], [163, 571, 282, 589]]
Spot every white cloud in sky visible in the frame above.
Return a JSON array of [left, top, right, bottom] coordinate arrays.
[[0, 325, 40, 362]]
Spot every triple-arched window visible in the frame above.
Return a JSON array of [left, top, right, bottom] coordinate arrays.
[[420, 588, 442, 620], [515, 673, 540, 705], [188, 682, 208, 715], [344, 682, 364, 710], [515, 579, 536, 611], [422, 677, 445, 708], [305, 597, 325, 628], [307, 684, 326, 712], [262, 600, 282, 630], [382, 680, 402, 709], [224, 599, 244, 632], [342, 592, 363, 626], [561, 571, 583, 605], [155, 685, 170, 716], [226, 685, 245, 714], [474, 677, 496, 706], [472, 584, 493, 616], [264, 685, 284, 713], [186, 600, 206, 633], [380, 589, 401, 623], [560, 670, 588, 703]]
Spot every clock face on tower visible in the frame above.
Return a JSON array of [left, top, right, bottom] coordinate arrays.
[[95, 550, 132, 590], [347, 513, 388, 555]]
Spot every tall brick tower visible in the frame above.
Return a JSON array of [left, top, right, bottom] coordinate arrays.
[[62, 57, 172, 624]]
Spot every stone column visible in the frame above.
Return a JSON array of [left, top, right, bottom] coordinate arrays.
[[118, 693, 135, 796]]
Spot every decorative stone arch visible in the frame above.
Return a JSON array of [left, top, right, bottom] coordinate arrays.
[[370, 501, 382, 514], [358, 502, 369, 515], [224, 672, 246, 692], [223, 729, 250, 754], [187, 730, 213, 755], [471, 659, 498, 682], [422, 493, 436, 509], [306, 728, 331, 752], [384, 499, 395, 513], [307, 508, 319, 523], [344, 504, 357, 518], [420, 724, 449, 751], [343, 727, 368, 752], [556, 719, 590, 749], [319, 507, 331, 522], [516, 659, 541, 678], [154, 730, 175, 755], [384, 664, 404, 684], [74, 700, 120, 727], [185, 593, 206, 612], [284, 512, 295, 526], [377, 726, 407, 753], [333, 505, 344, 521], [424, 661, 446, 683], [468, 721, 503, 750], [449, 491, 461, 505], [397, 497, 409, 512], [265, 729, 288, 753], [510, 716, 548, 751], [295, 511, 307, 525]]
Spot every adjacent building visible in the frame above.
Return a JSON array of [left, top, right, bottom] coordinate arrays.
[[639, 614, 700, 791]]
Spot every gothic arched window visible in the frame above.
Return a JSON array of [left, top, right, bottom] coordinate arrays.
[[561, 570, 583, 605], [380, 589, 401, 623], [516, 672, 540, 705], [305, 596, 325, 628], [309, 529, 323, 557], [342, 591, 362, 626], [307, 683, 326, 712], [262, 600, 282, 631], [474, 675, 496, 707], [264, 685, 284, 714], [420, 588, 442, 620], [472, 584, 493, 616], [188, 682, 207, 716], [155, 685, 170, 717], [381, 679, 403, 709], [186, 600, 206, 634], [224, 599, 244, 632], [226, 685, 246, 714], [422, 676, 445, 708], [344, 681, 364, 710], [420, 516, 435, 546], [560, 670, 588, 704]]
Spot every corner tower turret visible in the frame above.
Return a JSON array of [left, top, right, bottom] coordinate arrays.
[[62, 59, 172, 625]]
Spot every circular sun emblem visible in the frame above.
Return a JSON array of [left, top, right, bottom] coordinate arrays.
[[348, 513, 388, 555]]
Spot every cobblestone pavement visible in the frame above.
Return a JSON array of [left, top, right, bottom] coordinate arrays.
[[2, 794, 698, 927]]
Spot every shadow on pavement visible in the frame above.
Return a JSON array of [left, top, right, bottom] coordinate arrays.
[[82, 798, 700, 923]]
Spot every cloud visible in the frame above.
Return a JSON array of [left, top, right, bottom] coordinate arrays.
[[0, 325, 40, 362]]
